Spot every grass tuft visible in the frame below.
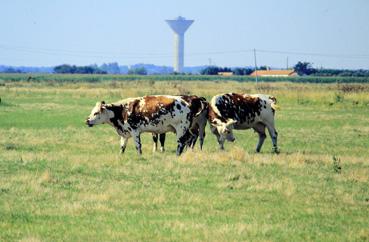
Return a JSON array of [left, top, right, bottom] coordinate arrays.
[[332, 155, 342, 174]]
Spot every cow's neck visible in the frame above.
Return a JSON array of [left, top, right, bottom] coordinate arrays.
[[105, 104, 126, 133]]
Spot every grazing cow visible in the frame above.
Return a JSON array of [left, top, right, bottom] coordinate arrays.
[[151, 95, 208, 152], [85, 95, 196, 156], [208, 93, 279, 153]]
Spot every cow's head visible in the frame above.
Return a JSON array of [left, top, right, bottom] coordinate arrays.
[[85, 101, 114, 127], [214, 119, 237, 142]]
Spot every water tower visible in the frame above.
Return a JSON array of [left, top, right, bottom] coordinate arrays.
[[165, 16, 194, 73]]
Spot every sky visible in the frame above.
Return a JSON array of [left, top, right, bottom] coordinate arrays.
[[1, 0, 369, 69]]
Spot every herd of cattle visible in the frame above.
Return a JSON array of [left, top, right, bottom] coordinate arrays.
[[85, 93, 279, 156]]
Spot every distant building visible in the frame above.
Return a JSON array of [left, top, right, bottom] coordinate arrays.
[[250, 69, 298, 77], [165, 16, 194, 73], [218, 72, 233, 76]]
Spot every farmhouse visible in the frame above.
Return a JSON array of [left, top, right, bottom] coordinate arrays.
[[250, 69, 298, 77], [218, 72, 234, 76]]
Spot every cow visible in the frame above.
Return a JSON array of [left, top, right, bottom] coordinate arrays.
[[85, 95, 196, 156], [208, 93, 279, 153], [151, 95, 208, 152]]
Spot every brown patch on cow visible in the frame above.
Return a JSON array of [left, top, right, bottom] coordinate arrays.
[[124, 96, 177, 128], [208, 105, 224, 124], [128, 99, 141, 113], [142, 96, 175, 115], [238, 94, 260, 106]]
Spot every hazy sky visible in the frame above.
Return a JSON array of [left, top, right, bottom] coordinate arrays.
[[1, 0, 369, 69]]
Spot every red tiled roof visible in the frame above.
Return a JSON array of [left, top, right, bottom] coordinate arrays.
[[250, 70, 297, 76]]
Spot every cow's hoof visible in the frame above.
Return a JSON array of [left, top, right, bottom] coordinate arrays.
[[272, 147, 280, 154], [160, 147, 165, 153]]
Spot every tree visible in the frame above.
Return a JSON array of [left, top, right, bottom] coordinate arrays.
[[294, 61, 316, 75], [2, 67, 22, 73], [200, 66, 220, 75], [100, 62, 121, 74], [258, 66, 269, 71], [54, 64, 71, 73], [54, 64, 107, 74], [128, 67, 147, 75], [200, 66, 234, 75], [232, 67, 254, 75]]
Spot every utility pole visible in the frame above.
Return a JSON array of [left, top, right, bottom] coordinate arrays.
[[253, 48, 258, 84], [286, 56, 289, 70]]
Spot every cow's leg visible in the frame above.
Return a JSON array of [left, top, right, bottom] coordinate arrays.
[[189, 128, 199, 149], [198, 122, 206, 150], [191, 135, 197, 149], [199, 131, 206, 150], [132, 132, 142, 155], [152, 133, 158, 152], [265, 121, 279, 153], [120, 137, 129, 154], [159, 133, 166, 152], [253, 123, 266, 153], [210, 125, 225, 150], [175, 126, 191, 156]]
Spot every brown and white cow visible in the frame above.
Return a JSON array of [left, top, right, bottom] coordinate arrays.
[[85, 95, 196, 156], [152, 95, 208, 152], [208, 93, 279, 153]]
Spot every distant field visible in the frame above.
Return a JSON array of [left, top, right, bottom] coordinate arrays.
[[0, 79, 369, 241], [1, 73, 369, 83]]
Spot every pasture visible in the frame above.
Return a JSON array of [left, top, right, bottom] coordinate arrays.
[[0, 78, 369, 241]]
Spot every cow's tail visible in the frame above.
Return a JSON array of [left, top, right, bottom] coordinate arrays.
[[269, 96, 280, 111], [194, 97, 209, 117]]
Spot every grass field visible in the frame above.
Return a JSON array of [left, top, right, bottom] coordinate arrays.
[[1, 79, 369, 241]]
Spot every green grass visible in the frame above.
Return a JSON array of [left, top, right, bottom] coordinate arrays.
[[0, 80, 369, 241]]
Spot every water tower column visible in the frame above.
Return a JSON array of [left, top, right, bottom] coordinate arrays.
[[175, 33, 184, 73]]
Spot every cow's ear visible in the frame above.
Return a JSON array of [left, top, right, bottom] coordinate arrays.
[[99, 101, 106, 111], [226, 119, 237, 127]]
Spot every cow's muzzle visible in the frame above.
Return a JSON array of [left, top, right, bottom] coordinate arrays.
[[85, 119, 94, 127], [228, 137, 236, 142]]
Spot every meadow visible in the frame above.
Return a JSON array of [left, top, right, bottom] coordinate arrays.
[[0, 77, 369, 241]]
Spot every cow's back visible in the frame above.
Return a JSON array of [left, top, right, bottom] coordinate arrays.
[[211, 93, 261, 119], [124, 95, 191, 132]]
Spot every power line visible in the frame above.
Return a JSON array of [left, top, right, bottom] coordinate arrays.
[[0, 44, 254, 61], [257, 49, 369, 59], [1, 42, 369, 65]]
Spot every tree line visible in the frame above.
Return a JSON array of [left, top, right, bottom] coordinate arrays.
[[200, 62, 369, 77], [2, 62, 369, 77], [200, 66, 275, 75], [53, 64, 107, 74]]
